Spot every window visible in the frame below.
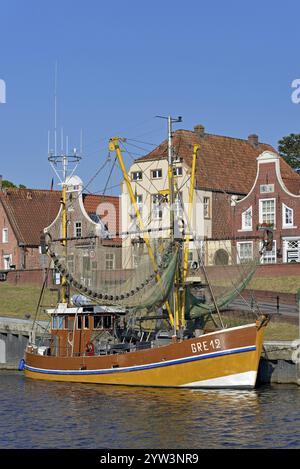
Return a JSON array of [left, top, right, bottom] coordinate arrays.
[[173, 166, 183, 177], [2, 228, 8, 243], [52, 316, 65, 329], [93, 315, 103, 329], [105, 252, 115, 270], [103, 315, 113, 329], [152, 194, 163, 220], [260, 184, 274, 194], [259, 199, 275, 226], [260, 241, 276, 264], [52, 316, 58, 329], [237, 242, 253, 264], [131, 171, 142, 181], [77, 316, 82, 330], [282, 204, 294, 228], [242, 207, 252, 230], [151, 169, 162, 179], [203, 197, 211, 219], [83, 315, 89, 329], [74, 221, 82, 238], [3, 254, 12, 270], [174, 192, 183, 218], [136, 194, 143, 215]]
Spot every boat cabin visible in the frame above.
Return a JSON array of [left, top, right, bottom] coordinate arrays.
[[45, 303, 126, 358]]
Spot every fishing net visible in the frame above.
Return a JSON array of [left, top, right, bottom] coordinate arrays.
[[47, 236, 178, 311]]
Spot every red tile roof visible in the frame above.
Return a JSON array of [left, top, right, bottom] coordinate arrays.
[[0, 189, 120, 246], [136, 129, 300, 195]]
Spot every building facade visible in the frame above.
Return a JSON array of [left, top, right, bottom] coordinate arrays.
[[0, 178, 121, 275], [121, 124, 300, 267], [232, 151, 300, 264]]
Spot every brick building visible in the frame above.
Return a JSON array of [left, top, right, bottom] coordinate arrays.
[[123, 124, 300, 266], [0, 177, 120, 274], [232, 151, 300, 264]]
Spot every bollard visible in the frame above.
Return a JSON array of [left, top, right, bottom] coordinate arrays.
[[276, 295, 280, 314]]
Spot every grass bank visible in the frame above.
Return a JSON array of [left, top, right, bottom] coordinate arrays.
[[0, 283, 58, 320], [249, 276, 299, 294]]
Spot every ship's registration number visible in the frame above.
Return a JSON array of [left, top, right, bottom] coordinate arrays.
[[190, 338, 222, 354]]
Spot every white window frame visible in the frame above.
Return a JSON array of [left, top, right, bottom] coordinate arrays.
[[260, 240, 277, 264], [173, 166, 183, 177], [260, 184, 274, 194], [282, 237, 300, 263], [151, 169, 162, 179], [131, 171, 142, 181], [152, 194, 163, 220], [135, 194, 143, 215], [2, 228, 8, 243], [74, 221, 82, 238], [259, 198, 276, 227], [105, 252, 115, 270], [282, 203, 294, 229], [174, 192, 183, 218], [203, 197, 211, 220], [3, 254, 12, 270], [237, 241, 253, 264], [241, 206, 252, 231]]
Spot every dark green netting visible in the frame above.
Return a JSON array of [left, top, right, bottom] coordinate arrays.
[[184, 268, 255, 320]]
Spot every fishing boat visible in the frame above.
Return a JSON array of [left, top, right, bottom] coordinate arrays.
[[23, 119, 270, 388]]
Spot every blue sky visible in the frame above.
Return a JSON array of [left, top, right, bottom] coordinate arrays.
[[1, 0, 300, 193]]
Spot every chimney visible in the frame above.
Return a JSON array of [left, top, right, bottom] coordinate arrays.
[[194, 124, 205, 137], [248, 134, 259, 148]]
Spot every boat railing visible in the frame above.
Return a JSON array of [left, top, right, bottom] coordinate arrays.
[[26, 341, 153, 358]]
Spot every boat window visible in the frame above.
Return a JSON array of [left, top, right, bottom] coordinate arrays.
[[58, 316, 64, 329], [93, 315, 103, 329], [53, 316, 64, 329], [103, 315, 113, 329], [64, 316, 68, 330], [68, 318, 75, 331], [77, 316, 82, 329], [52, 316, 58, 329], [84, 315, 89, 329]]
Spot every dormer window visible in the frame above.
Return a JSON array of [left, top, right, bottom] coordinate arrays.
[[282, 204, 294, 228], [242, 207, 252, 230]]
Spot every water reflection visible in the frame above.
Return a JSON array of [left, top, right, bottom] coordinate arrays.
[[0, 372, 300, 448]]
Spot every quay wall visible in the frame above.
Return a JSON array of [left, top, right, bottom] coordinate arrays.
[[0, 317, 48, 369]]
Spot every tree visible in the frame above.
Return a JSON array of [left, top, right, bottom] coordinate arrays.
[[278, 133, 300, 169], [1, 179, 26, 188], [2, 179, 16, 188]]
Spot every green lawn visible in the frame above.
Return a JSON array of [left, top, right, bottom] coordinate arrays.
[[249, 276, 300, 294], [0, 283, 58, 320]]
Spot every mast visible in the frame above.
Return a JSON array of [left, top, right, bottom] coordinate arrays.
[[48, 150, 81, 304], [108, 137, 175, 328], [180, 144, 199, 328], [156, 115, 182, 335]]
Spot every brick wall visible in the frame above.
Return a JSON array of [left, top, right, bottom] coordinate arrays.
[[5, 269, 51, 285], [232, 154, 300, 263]]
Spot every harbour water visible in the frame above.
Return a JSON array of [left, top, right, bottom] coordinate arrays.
[[0, 371, 299, 449]]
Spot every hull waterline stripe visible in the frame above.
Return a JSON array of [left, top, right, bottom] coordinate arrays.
[[25, 345, 256, 376]]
